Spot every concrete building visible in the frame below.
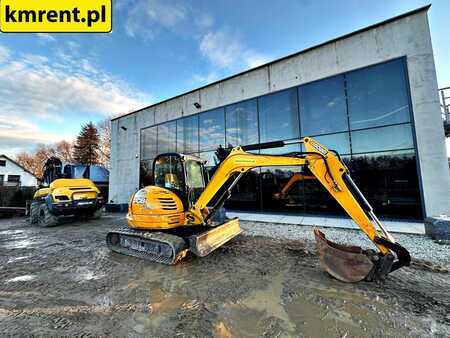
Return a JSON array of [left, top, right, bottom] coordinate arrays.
[[109, 5, 450, 221], [0, 155, 38, 187]]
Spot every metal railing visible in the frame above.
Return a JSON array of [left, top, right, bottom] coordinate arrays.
[[440, 87, 450, 137]]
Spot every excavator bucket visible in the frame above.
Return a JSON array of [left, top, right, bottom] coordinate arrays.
[[314, 229, 374, 283], [188, 218, 242, 257]]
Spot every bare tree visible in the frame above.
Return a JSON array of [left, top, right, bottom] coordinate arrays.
[[15, 144, 56, 179], [96, 118, 111, 169], [55, 140, 74, 163]]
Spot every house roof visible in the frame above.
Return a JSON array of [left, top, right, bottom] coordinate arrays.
[[112, 4, 431, 122], [0, 154, 38, 178]]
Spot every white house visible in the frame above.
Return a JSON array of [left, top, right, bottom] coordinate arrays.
[[0, 155, 38, 187]]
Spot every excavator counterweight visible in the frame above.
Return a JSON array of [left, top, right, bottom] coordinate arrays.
[[107, 137, 410, 282]]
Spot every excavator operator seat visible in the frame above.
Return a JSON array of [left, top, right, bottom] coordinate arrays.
[[164, 173, 180, 189]]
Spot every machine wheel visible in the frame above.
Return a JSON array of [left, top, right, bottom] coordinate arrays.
[[29, 201, 41, 224], [88, 208, 103, 220], [37, 204, 59, 227]]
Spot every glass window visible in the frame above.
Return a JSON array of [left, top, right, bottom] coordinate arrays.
[[200, 151, 221, 168], [259, 143, 301, 155], [225, 99, 258, 147], [225, 169, 261, 210], [312, 132, 350, 155], [140, 160, 153, 188], [258, 144, 303, 213], [199, 108, 225, 151], [141, 126, 157, 160], [176, 119, 184, 153], [8, 175, 20, 182], [302, 156, 351, 216], [347, 58, 411, 130], [157, 121, 176, 153], [258, 88, 300, 142], [349, 151, 421, 218], [154, 155, 185, 191], [351, 124, 413, 154], [177, 115, 199, 153], [299, 75, 348, 135], [185, 160, 205, 189]]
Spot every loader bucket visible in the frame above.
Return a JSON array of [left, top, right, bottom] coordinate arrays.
[[314, 229, 374, 283], [188, 218, 242, 257]]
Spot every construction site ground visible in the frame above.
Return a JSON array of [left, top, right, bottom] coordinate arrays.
[[0, 214, 449, 337]]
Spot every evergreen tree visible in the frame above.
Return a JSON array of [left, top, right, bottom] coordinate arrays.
[[72, 122, 100, 165]]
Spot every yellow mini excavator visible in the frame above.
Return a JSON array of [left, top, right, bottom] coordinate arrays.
[[106, 137, 410, 282]]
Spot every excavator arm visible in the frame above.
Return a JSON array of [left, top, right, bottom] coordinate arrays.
[[189, 137, 410, 282]]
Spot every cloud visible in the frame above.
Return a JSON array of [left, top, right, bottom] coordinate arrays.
[[0, 43, 150, 156], [36, 33, 56, 42], [199, 29, 270, 70], [123, 0, 214, 41], [124, 0, 189, 40], [0, 45, 11, 64]]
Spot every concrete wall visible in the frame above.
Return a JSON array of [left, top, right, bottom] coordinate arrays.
[[110, 8, 450, 217], [0, 156, 37, 187]]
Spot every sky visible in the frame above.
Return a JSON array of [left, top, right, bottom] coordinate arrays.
[[0, 0, 449, 157]]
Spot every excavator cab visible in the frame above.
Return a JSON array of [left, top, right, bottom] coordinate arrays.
[[152, 153, 206, 206]]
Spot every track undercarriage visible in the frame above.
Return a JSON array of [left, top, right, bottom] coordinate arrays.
[[106, 218, 241, 265]]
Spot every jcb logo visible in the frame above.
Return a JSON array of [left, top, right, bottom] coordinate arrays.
[[0, 0, 112, 33]]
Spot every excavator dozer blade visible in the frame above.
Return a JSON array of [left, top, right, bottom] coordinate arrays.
[[188, 218, 242, 257], [314, 229, 374, 283]]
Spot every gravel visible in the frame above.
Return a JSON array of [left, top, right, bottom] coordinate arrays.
[[240, 220, 450, 266]]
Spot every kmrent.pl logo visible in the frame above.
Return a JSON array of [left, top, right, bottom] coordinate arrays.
[[0, 0, 111, 32]]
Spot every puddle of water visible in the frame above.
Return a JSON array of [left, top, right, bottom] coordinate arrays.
[[7, 255, 29, 264], [1, 239, 35, 249], [115, 240, 412, 337], [0, 230, 24, 235], [238, 272, 295, 333], [6, 274, 36, 283], [73, 267, 105, 281]]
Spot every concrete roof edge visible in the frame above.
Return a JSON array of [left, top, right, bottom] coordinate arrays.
[[112, 4, 431, 122]]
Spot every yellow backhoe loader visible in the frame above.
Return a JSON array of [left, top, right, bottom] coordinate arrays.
[[106, 137, 410, 282]]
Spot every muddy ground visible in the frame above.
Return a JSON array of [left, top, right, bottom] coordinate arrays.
[[0, 214, 449, 337]]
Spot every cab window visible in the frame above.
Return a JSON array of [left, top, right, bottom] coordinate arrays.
[[154, 155, 184, 191], [185, 160, 205, 203], [185, 160, 205, 189]]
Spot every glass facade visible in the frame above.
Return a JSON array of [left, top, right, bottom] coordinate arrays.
[[140, 57, 422, 219], [225, 99, 258, 147]]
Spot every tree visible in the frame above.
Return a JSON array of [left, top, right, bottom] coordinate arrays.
[[72, 122, 100, 165], [96, 118, 111, 168], [55, 140, 74, 163], [15, 144, 56, 179]]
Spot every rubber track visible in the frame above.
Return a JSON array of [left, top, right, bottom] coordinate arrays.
[[106, 227, 188, 265]]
